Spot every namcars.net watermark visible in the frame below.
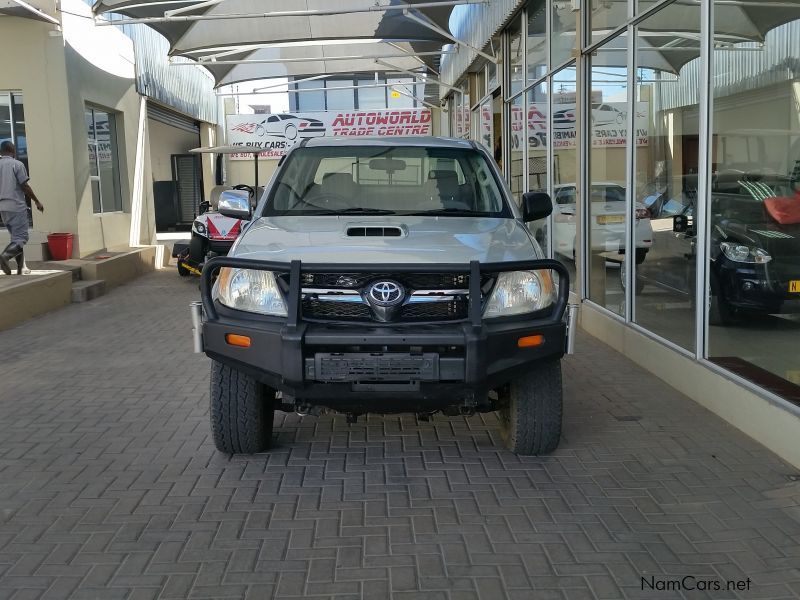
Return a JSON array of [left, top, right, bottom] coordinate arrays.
[[642, 575, 752, 593]]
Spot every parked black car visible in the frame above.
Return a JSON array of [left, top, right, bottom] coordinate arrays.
[[666, 173, 800, 324]]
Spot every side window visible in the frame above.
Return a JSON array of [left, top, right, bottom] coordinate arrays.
[[267, 116, 279, 123], [86, 106, 122, 213]]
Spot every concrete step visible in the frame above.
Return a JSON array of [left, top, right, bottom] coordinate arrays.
[[71, 279, 106, 303], [40, 260, 84, 281]]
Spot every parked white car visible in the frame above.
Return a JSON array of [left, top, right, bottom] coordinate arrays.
[[551, 183, 653, 264]]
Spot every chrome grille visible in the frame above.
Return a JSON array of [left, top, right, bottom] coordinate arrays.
[[290, 272, 477, 290], [294, 272, 492, 323]]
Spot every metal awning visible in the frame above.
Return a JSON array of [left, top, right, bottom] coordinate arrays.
[[176, 40, 450, 87], [592, 0, 800, 45], [92, 0, 477, 87], [0, 0, 59, 24]]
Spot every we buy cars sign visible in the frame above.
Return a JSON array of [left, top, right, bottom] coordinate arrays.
[[510, 102, 648, 150], [226, 109, 432, 160]]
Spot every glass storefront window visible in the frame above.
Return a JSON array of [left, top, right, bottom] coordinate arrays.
[[552, 0, 577, 68], [487, 36, 502, 91], [458, 81, 470, 138], [587, 36, 629, 314], [589, 0, 627, 47], [527, 0, 546, 83], [632, 0, 701, 351], [509, 18, 524, 96], [479, 97, 494, 155], [551, 67, 578, 272], [509, 94, 525, 200], [707, 2, 800, 395], [527, 82, 549, 254]]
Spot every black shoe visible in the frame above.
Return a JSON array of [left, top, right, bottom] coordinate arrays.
[[15, 248, 24, 275], [0, 243, 22, 276]]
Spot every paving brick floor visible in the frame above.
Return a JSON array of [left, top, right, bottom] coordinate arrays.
[[0, 271, 798, 600]]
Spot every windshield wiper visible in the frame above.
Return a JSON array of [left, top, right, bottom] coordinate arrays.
[[409, 208, 491, 216], [336, 207, 396, 214]]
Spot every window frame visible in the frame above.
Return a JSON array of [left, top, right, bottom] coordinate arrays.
[[85, 105, 123, 214]]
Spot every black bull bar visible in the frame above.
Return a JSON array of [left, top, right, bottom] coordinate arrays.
[[199, 257, 571, 328]]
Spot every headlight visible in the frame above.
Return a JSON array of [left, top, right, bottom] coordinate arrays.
[[484, 270, 556, 318], [215, 268, 288, 316], [193, 221, 207, 235], [720, 242, 772, 264]]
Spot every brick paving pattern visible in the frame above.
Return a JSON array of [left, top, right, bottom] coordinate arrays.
[[0, 271, 798, 600]]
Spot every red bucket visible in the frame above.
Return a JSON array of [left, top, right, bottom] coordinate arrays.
[[47, 233, 74, 261]]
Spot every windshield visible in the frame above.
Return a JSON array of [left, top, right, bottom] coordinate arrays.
[[264, 146, 510, 217]]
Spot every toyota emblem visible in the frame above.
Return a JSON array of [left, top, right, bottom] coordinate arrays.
[[368, 281, 404, 306]]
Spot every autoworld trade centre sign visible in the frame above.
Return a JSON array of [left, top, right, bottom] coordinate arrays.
[[226, 109, 432, 160]]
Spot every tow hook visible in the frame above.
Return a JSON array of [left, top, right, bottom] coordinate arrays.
[[190, 301, 204, 353], [566, 302, 579, 355]]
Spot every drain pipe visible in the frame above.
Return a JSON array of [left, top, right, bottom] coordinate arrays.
[[565, 303, 579, 355], [190, 301, 204, 353]]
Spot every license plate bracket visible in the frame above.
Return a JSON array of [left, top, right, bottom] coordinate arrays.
[[310, 352, 440, 382]]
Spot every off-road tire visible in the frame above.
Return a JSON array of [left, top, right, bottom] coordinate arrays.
[[210, 360, 275, 454], [497, 360, 563, 455]]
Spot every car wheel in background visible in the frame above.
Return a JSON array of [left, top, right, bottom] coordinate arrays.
[[189, 234, 206, 265], [285, 123, 298, 141], [709, 272, 740, 326]]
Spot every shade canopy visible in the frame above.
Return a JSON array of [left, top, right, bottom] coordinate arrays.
[[591, 0, 800, 44], [0, 0, 59, 23], [190, 40, 447, 88], [93, 0, 461, 86]]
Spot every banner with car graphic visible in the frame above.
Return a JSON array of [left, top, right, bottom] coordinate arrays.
[[508, 101, 649, 150], [226, 109, 432, 160]]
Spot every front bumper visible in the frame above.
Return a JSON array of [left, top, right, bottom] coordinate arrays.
[[194, 258, 573, 409], [717, 258, 800, 313]]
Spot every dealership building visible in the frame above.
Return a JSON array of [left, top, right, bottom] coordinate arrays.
[[0, 0, 220, 259], [433, 0, 800, 464]]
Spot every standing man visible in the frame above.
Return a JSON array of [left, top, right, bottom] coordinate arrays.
[[0, 141, 44, 275]]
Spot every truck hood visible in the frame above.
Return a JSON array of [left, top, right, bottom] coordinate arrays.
[[232, 215, 540, 264]]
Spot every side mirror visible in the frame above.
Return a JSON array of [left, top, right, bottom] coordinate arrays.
[[218, 190, 251, 220], [522, 191, 553, 222], [198, 200, 211, 215]]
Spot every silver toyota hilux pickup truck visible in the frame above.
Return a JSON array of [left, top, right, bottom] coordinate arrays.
[[192, 137, 576, 456]]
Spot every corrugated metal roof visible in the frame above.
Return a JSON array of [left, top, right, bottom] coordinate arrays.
[[128, 24, 220, 124], [440, 0, 525, 96]]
